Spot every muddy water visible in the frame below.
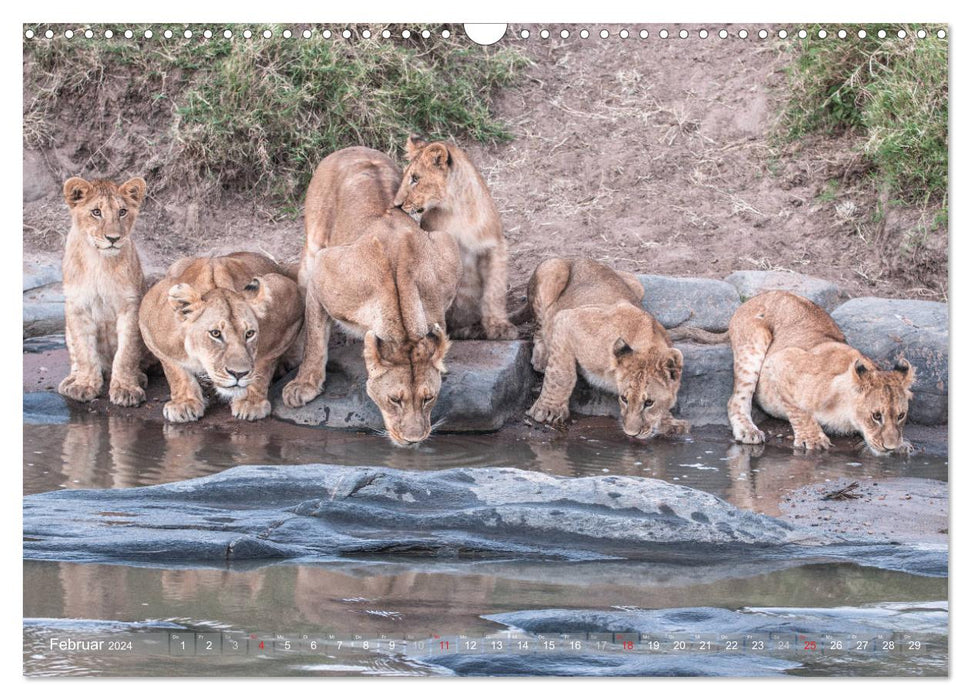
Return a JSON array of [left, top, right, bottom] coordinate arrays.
[[22, 414, 949, 676]]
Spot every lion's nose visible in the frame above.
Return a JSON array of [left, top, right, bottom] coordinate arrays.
[[226, 368, 250, 380], [106, 234, 121, 243]]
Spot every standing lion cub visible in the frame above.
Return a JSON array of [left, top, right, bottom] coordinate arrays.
[[58, 176, 149, 407], [392, 135, 517, 340], [524, 258, 688, 439], [139, 252, 303, 422], [727, 291, 915, 455]]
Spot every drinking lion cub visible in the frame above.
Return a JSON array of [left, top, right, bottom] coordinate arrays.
[[283, 147, 462, 446], [58, 176, 149, 406], [727, 291, 915, 455], [139, 252, 303, 422], [524, 258, 688, 439]]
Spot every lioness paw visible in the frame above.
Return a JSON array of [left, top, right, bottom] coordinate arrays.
[[282, 379, 322, 408], [163, 398, 205, 423], [58, 375, 102, 403], [793, 432, 832, 451], [484, 319, 518, 341], [232, 396, 271, 421], [527, 400, 569, 424], [109, 382, 146, 407]]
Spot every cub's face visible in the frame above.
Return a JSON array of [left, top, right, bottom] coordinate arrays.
[[851, 359, 915, 455], [63, 177, 146, 257], [363, 326, 451, 447], [393, 136, 451, 217], [168, 280, 269, 398], [612, 340, 684, 439]]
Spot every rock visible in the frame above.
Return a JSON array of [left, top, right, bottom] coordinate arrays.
[[23, 464, 799, 564], [832, 297, 948, 424], [637, 275, 740, 332], [23, 151, 57, 204], [23, 391, 70, 424], [23, 301, 65, 338], [271, 340, 534, 432], [569, 342, 735, 427], [724, 270, 843, 311], [23, 261, 62, 292]]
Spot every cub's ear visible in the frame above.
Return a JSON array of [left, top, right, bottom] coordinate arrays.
[[894, 358, 916, 387], [120, 177, 147, 207], [612, 337, 633, 361], [168, 283, 203, 321], [405, 134, 429, 161], [243, 276, 272, 315], [63, 177, 92, 208], [363, 331, 392, 375], [423, 143, 451, 169], [426, 323, 451, 373], [852, 359, 871, 385], [661, 347, 684, 382]]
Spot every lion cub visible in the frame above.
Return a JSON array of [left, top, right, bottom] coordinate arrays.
[[284, 147, 462, 446], [727, 291, 915, 455], [139, 252, 303, 422], [525, 258, 688, 439], [58, 176, 149, 406], [392, 135, 517, 340]]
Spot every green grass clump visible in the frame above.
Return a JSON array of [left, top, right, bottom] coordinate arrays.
[[781, 25, 948, 209], [23, 24, 529, 204]]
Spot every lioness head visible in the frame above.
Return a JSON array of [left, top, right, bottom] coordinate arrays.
[[63, 177, 146, 257], [611, 339, 684, 439], [393, 135, 451, 216], [167, 278, 272, 398], [850, 358, 915, 455], [363, 324, 451, 446]]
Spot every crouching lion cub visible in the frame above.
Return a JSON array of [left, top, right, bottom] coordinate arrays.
[[727, 290, 915, 456], [139, 252, 303, 422], [524, 258, 688, 439], [392, 135, 517, 340], [283, 147, 462, 446], [58, 176, 149, 406]]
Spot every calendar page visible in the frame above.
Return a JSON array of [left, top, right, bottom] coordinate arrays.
[[22, 22, 949, 678]]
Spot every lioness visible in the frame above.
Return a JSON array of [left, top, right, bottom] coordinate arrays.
[[524, 258, 688, 439], [139, 252, 303, 422], [392, 135, 517, 340], [58, 176, 149, 406], [284, 147, 462, 446], [727, 291, 915, 455]]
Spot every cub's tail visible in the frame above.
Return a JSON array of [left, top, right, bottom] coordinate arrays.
[[667, 324, 729, 344]]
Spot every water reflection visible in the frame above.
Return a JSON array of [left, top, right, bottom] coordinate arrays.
[[24, 416, 947, 518]]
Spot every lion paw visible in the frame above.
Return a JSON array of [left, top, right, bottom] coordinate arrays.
[[793, 431, 832, 451], [527, 400, 570, 425], [731, 420, 765, 445], [163, 398, 206, 423], [231, 396, 271, 421], [282, 379, 322, 408], [530, 344, 548, 373], [662, 418, 691, 436], [483, 319, 519, 341], [58, 375, 102, 403], [109, 382, 146, 407]]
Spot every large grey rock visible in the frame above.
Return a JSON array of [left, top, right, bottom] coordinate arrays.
[[569, 342, 734, 427], [23, 261, 62, 292], [637, 275, 740, 332], [832, 297, 948, 424], [23, 151, 57, 203], [22, 464, 798, 564], [23, 301, 65, 338], [272, 340, 534, 432], [725, 270, 843, 311]]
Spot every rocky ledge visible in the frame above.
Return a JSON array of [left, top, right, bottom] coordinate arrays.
[[22, 464, 946, 576]]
